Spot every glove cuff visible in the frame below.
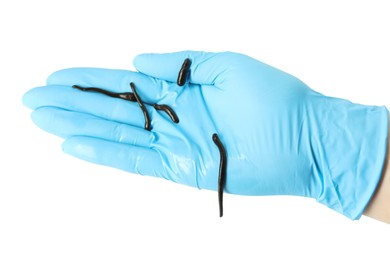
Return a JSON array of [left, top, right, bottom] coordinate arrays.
[[310, 95, 388, 220]]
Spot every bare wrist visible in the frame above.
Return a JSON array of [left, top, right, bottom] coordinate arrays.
[[363, 115, 390, 223]]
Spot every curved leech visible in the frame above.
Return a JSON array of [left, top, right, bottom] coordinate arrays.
[[212, 133, 227, 217], [177, 58, 191, 86], [153, 104, 179, 123], [72, 85, 136, 101], [130, 82, 151, 131], [72, 84, 178, 126]]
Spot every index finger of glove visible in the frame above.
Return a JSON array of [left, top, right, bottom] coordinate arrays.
[[46, 68, 168, 104]]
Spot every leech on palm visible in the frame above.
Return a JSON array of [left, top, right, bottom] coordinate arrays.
[[22, 51, 388, 220], [71, 59, 227, 216]]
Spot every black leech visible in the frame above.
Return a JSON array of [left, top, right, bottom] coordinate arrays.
[[130, 82, 151, 131], [73, 67, 225, 217], [72, 85, 136, 101], [153, 104, 179, 123], [72, 84, 179, 127], [212, 133, 227, 217], [177, 58, 191, 86]]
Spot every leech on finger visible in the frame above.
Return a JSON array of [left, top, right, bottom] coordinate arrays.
[[177, 58, 191, 86], [153, 104, 179, 123], [72, 85, 136, 101], [212, 133, 227, 217], [130, 82, 152, 131]]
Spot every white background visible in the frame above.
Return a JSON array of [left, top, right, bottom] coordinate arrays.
[[0, 0, 389, 259]]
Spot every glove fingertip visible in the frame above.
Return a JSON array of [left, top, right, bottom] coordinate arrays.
[[62, 136, 85, 159], [133, 53, 153, 72], [30, 108, 42, 123], [46, 69, 63, 85], [22, 87, 41, 109], [46, 68, 78, 85], [22, 89, 33, 108]]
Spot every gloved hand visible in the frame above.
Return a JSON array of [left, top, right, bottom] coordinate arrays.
[[23, 51, 388, 219]]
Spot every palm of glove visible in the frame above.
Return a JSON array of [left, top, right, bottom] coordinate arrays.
[[23, 52, 315, 197]]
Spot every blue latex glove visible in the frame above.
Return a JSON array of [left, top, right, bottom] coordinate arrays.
[[23, 51, 388, 219]]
